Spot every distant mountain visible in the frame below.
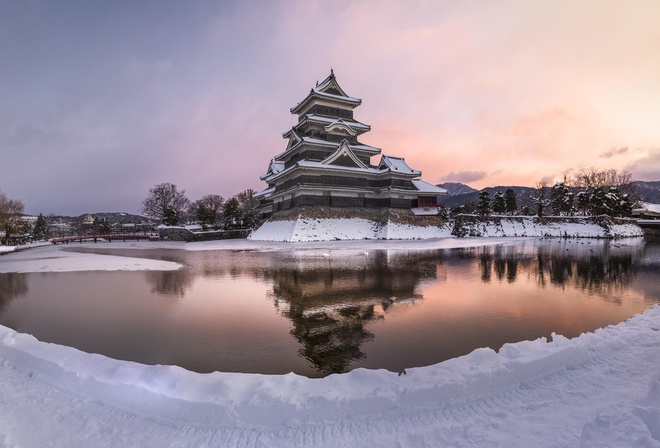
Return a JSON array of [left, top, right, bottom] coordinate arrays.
[[440, 186, 539, 210], [438, 181, 660, 210], [436, 182, 478, 196], [77, 212, 157, 225], [634, 181, 660, 203]]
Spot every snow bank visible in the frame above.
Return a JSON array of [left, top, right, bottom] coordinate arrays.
[[453, 215, 644, 239], [249, 216, 452, 242], [2, 302, 660, 446], [0, 241, 50, 254], [0, 245, 182, 273]]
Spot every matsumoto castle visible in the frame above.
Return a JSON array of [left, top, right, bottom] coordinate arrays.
[[255, 70, 446, 219]]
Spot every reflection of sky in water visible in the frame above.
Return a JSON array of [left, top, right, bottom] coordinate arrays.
[[0, 240, 658, 378]]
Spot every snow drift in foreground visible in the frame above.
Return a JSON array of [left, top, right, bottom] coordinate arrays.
[[2, 303, 660, 447]]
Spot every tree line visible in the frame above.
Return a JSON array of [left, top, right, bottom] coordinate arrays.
[[0, 166, 644, 245], [0, 183, 261, 245], [140, 183, 260, 229], [451, 167, 637, 218]]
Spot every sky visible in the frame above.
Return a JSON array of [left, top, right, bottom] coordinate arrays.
[[1, 0, 659, 216]]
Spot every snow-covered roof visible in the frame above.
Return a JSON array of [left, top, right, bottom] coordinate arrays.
[[633, 201, 660, 215], [323, 120, 357, 136], [304, 114, 370, 131], [379, 155, 420, 176], [253, 186, 275, 198], [312, 70, 360, 102], [274, 137, 381, 161], [260, 159, 285, 181], [290, 71, 361, 114], [347, 142, 381, 154], [263, 151, 425, 189], [412, 179, 447, 195], [270, 160, 285, 174], [296, 159, 382, 175], [320, 141, 369, 169]]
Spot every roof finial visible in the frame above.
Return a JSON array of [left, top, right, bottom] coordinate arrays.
[[330, 67, 334, 76], [316, 79, 318, 87]]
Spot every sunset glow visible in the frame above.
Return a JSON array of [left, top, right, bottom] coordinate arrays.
[[1, 0, 659, 215]]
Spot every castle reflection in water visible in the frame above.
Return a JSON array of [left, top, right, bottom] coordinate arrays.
[[0, 240, 654, 376]]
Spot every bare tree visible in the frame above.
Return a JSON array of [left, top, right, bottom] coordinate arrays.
[[199, 194, 225, 224], [189, 194, 225, 228], [569, 167, 638, 210], [141, 183, 190, 225], [0, 191, 25, 245], [530, 181, 551, 217], [570, 167, 635, 195]]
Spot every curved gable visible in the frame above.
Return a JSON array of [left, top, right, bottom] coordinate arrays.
[[322, 141, 368, 169], [324, 119, 358, 136]]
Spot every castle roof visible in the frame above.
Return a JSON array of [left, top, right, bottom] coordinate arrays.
[[261, 152, 423, 185], [259, 159, 285, 181], [256, 71, 446, 206], [290, 70, 361, 115], [378, 155, 420, 176], [411, 179, 448, 194], [303, 114, 370, 131], [274, 135, 381, 161]]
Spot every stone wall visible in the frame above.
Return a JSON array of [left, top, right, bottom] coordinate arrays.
[[249, 206, 450, 242], [640, 226, 660, 242], [268, 206, 445, 227]]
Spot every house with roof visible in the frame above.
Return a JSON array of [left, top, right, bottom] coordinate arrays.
[[255, 70, 446, 219], [632, 201, 660, 219]]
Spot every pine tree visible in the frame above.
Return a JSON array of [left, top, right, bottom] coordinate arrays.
[[194, 203, 215, 229], [476, 191, 491, 217], [589, 187, 608, 216], [619, 193, 633, 217], [550, 182, 575, 216], [492, 191, 506, 214], [32, 213, 49, 240], [450, 205, 466, 219], [604, 187, 621, 216], [223, 197, 241, 229], [163, 206, 180, 226], [93, 217, 112, 234], [576, 190, 590, 215], [505, 188, 517, 215], [438, 206, 449, 223]]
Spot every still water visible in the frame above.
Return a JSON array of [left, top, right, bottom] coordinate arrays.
[[1, 239, 659, 378]]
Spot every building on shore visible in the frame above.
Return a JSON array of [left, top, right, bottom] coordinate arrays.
[[254, 70, 446, 220]]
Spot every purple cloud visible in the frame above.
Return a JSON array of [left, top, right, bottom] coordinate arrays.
[[441, 170, 487, 184]]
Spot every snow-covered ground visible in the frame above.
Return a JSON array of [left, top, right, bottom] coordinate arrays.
[[454, 215, 644, 238], [0, 241, 50, 255], [1, 239, 659, 447], [0, 243, 181, 273]]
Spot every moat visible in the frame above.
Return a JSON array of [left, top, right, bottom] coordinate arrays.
[[1, 238, 658, 378]]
